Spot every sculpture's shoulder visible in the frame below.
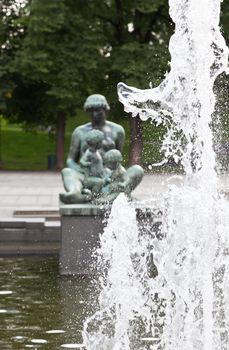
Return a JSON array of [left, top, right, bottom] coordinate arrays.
[[71, 123, 92, 137], [106, 121, 125, 135]]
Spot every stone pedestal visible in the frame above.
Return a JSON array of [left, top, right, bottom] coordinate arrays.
[[59, 203, 108, 276], [59, 200, 163, 276]]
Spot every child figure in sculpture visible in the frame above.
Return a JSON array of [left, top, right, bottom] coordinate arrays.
[[80, 129, 105, 194], [102, 149, 129, 202]]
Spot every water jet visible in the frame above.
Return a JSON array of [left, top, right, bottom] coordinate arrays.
[[83, 0, 229, 349]]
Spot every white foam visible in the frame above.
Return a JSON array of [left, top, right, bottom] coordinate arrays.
[[31, 339, 47, 344], [0, 290, 13, 295], [46, 329, 65, 334], [0, 309, 7, 313], [61, 344, 85, 349]]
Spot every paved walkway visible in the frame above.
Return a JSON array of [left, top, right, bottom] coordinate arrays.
[[0, 171, 62, 218], [1, 171, 229, 218]]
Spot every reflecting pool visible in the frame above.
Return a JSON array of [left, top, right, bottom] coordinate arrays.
[[0, 257, 97, 349]]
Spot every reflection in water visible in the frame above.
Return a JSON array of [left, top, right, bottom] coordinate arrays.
[[0, 258, 97, 349]]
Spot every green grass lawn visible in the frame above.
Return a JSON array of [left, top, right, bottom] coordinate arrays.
[[0, 114, 167, 170], [1, 128, 57, 170]]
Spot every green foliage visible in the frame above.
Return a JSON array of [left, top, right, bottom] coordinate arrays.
[[0, 0, 228, 170], [221, 1, 229, 45], [16, 0, 97, 108], [1, 0, 228, 124], [0, 0, 173, 126], [213, 2, 229, 171], [0, 0, 27, 113], [0, 0, 104, 126], [86, 0, 172, 116]]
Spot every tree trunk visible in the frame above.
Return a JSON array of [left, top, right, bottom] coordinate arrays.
[[128, 116, 143, 166], [55, 112, 66, 170]]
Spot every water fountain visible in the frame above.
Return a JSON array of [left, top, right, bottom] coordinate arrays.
[[82, 0, 229, 349]]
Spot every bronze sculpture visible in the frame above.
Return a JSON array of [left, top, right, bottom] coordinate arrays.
[[60, 94, 143, 204]]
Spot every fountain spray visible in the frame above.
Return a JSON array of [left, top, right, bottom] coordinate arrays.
[[83, 0, 229, 349]]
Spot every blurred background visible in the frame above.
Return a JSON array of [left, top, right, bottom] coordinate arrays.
[[0, 0, 228, 172]]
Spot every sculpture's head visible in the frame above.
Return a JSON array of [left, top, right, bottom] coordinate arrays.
[[84, 94, 110, 126], [104, 149, 123, 170], [86, 129, 104, 150]]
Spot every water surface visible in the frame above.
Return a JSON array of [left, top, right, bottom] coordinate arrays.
[[0, 257, 96, 349]]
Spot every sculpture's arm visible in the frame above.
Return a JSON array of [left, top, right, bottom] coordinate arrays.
[[66, 129, 81, 170], [115, 125, 125, 152], [111, 167, 127, 188], [79, 152, 91, 168]]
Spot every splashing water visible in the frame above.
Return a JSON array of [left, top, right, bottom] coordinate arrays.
[[83, 0, 229, 349]]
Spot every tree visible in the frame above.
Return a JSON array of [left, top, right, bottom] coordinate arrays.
[[13, 0, 106, 169], [1, 0, 172, 168], [1, 0, 105, 169], [12, 0, 172, 168], [87, 0, 173, 165], [213, 2, 229, 171], [1, 1, 227, 170], [0, 0, 28, 113], [221, 1, 229, 45]]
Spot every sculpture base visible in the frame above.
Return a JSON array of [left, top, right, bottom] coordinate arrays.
[[59, 200, 163, 276], [59, 202, 109, 276]]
